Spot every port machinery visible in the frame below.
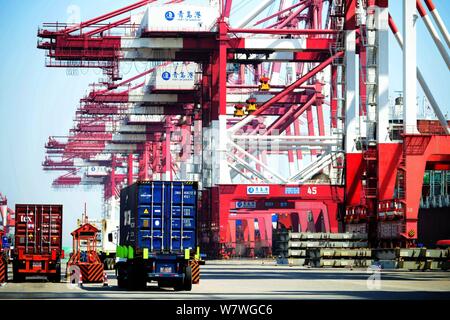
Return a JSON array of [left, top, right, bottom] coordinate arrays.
[[37, 0, 450, 258]]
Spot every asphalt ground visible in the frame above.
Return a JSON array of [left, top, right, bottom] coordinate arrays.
[[0, 261, 449, 300]]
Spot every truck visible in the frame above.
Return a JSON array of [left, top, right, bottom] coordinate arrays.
[[116, 181, 198, 291], [100, 197, 120, 270], [12, 204, 63, 282]]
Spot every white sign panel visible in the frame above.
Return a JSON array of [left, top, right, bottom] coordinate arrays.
[[128, 115, 165, 123], [86, 166, 108, 177], [149, 62, 198, 91], [140, 5, 219, 32], [247, 186, 270, 195]]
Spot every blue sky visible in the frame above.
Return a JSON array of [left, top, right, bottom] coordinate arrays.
[[0, 0, 449, 246]]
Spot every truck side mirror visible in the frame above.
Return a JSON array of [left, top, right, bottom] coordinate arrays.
[[108, 233, 113, 242]]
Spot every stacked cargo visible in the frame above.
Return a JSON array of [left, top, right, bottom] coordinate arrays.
[[425, 249, 450, 270], [13, 204, 63, 282], [287, 232, 371, 268], [272, 229, 289, 263], [372, 248, 450, 270], [398, 248, 450, 271], [372, 249, 398, 269]]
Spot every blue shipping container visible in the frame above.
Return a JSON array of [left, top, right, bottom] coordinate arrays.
[[120, 181, 198, 254]]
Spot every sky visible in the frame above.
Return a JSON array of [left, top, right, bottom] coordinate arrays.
[[0, 0, 449, 247]]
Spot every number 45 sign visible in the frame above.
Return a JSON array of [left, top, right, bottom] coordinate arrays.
[[306, 186, 317, 195]]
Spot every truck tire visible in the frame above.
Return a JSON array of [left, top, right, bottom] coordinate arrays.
[[127, 263, 146, 291], [12, 261, 25, 283], [49, 263, 62, 283], [183, 266, 193, 291], [117, 264, 128, 289], [174, 279, 184, 291]]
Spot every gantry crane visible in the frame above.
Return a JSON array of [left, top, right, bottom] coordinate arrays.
[[37, 0, 450, 258]]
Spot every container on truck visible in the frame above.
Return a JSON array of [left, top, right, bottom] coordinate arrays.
[[13, 204, 63, 282], [116, 181, 199, 291]]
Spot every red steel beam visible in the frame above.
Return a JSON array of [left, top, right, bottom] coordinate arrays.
[[265, 94, 316, 134], [222, 0, 233, 19], [228, 28, 339, 35], [253, 0, 307, 26], [84, 17, 131, 37], [276, 3, 309, 29], [107, 62, 170, 91]]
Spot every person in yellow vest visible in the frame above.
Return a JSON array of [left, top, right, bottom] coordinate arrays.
[[234, 104, 245, 117], [246, 98, 258, 115], [259, 76, 270, 91]]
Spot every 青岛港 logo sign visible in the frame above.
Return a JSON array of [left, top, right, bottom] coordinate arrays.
[[165, 11, 175, 21], [247, 186, 270, 195]]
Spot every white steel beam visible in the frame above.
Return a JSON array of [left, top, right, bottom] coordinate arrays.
[[403, 0, 418, 134], [103, 144, 138, 152], [228, 154, 271, 183], [345, 30, 359, 152], [424, 0, 450, 49], [235, 0, 275, 28], [391, 16, 450, 134], [229, 141, 288, 183], [375, 5, 391, 143], [417, 1, 450, 69], [243, 37, 306, 50], [112, 134, 148, 142], [128, 93, 179, 103], [289, 153, 333, 182], [230, 135, 340, 140], [228, 162, 262, 183], [122, 37, 184, 49]]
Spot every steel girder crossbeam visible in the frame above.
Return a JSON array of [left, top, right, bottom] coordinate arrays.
[[228, 51, 344, 134]]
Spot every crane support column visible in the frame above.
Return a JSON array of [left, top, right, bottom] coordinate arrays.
[[345, 0, 363, 206], [403, 0, 418, 134], [375, 0, 402, 201]]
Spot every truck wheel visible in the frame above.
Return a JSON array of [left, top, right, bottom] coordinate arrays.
[[49, 263, 61, 283], [183, 266, 193, 291], [12, 262, 25, 283], [174, 279, 184, 291], [127, 264, 146, 291], [117, 264, 128, 289]]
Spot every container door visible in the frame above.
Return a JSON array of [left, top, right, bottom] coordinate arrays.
[[15, 205, 38, 254], [137, 182, 164, 251], [137, 182, 197, 254], [41, 206, 62, 254], [165, 182, 197, 253]]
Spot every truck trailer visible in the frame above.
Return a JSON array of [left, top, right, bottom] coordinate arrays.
[[13, 204, 63, 282], [116, 181, 199, 291]]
